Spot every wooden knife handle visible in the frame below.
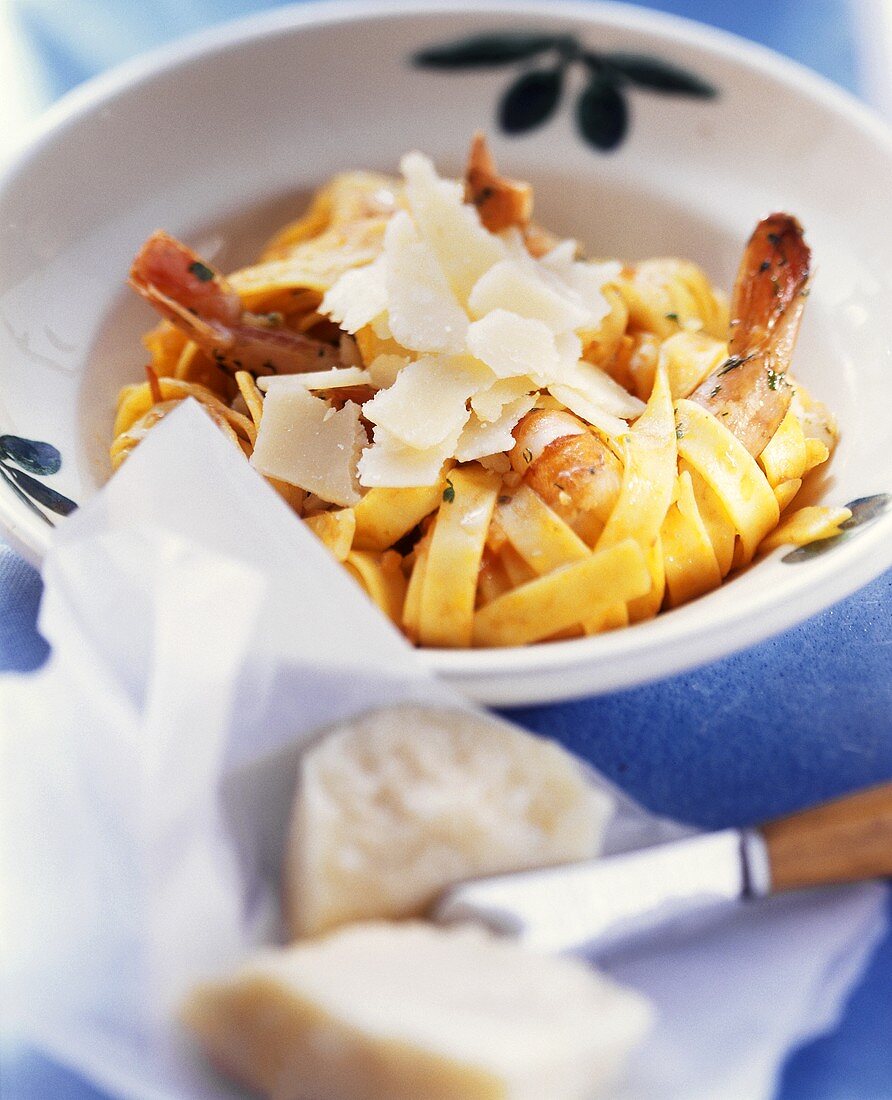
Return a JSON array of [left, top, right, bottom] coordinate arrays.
[[760, 781, 892, 893]]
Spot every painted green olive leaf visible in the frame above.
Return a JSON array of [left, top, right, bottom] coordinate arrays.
[[597, 53, 717, 97], [0, 464, 55, 526], [413, 30, 717, 153], [782, 494, 890, 563], [413, 32, 565, 69], [576, 77, 628, 151], [1, 463, 77, 516], [840, 493, 891, 529], [499, 67, 564, 133], [0, 434, 62, 476], [0, 432, 77, 524]]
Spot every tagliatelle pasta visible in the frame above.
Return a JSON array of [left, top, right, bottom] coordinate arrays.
[[111, 135, 844, 647], [417, 465, 500, 647]]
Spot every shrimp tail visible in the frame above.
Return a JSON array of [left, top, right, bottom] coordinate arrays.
[[728, 213, 811, 359], [692, 213, 811, 456], [129, 230, 242, 326], [129, 230, 341, 376], [464, 131, 533, 234]]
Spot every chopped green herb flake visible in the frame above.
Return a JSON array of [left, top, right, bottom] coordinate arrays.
[[188, 261, 215, 282], [665, 312, 679, 323], [675, 424, 685, 439], [442, 479, 456, 503], [766, 368, 786, 391], [709, 384, 721, 398]]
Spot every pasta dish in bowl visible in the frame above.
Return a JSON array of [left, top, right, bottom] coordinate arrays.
[[112, 136, 847, 651], [0, 1, 889, 703]]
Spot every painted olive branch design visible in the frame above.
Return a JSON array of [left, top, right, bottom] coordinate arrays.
[[413, 31, 717, 151], [781, 494, 891, 563], [0, 434, 77, 526]]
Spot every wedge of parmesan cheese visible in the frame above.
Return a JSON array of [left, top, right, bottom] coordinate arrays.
[[284, 704, 612, 937], [250, 387, 365, 507], [183, 921, 652, 1100]]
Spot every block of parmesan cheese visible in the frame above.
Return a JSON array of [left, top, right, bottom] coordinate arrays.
[[182, 921, 652, 1100], [284, 705, 613, 938]]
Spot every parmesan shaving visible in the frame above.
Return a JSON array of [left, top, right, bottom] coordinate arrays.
[[540, 248, 621, 328], [258, 367, 371, 391], [367, 353, 409, 390], [455, 396, 537, 462], [547, 385, 630, 439], [250, 387, 365, 507], [471, 375, 538, 423], [401, 151, 506, 302], [466, 310, 560, 382], [554, 358, 646, 418], [468, 259, 591, 333], [358, 424, 457, 488], [384, 211, 468, 353], [320, 255, 387, 333], [362, 355, 489, 450]]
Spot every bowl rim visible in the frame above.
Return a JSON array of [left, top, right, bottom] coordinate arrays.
[[1, 0, 891, 699]]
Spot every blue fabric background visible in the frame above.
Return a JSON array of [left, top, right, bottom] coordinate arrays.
[[2, 0, 890, 1096]]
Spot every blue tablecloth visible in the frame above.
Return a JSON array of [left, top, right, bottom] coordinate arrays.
[[3, 1, 890, 1097]]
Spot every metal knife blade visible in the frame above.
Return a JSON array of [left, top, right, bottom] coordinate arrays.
[[430, 829, 771, 954]]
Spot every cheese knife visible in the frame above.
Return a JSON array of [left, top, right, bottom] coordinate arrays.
[[430, 780, 892, 954]]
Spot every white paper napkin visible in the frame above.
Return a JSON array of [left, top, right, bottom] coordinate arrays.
[[0, 400, 886, 1100]]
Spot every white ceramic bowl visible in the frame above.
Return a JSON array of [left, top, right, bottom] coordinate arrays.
[[0, 0, 890, 704]]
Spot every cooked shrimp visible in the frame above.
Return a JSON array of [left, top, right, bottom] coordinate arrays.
[[508, 217, 810, 537], [464, 132, 533, 234], [464, 134, 560, 257], [509, 409, 623, 540], [691, 213, 811, 456], [130, 231, 341, 376]]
